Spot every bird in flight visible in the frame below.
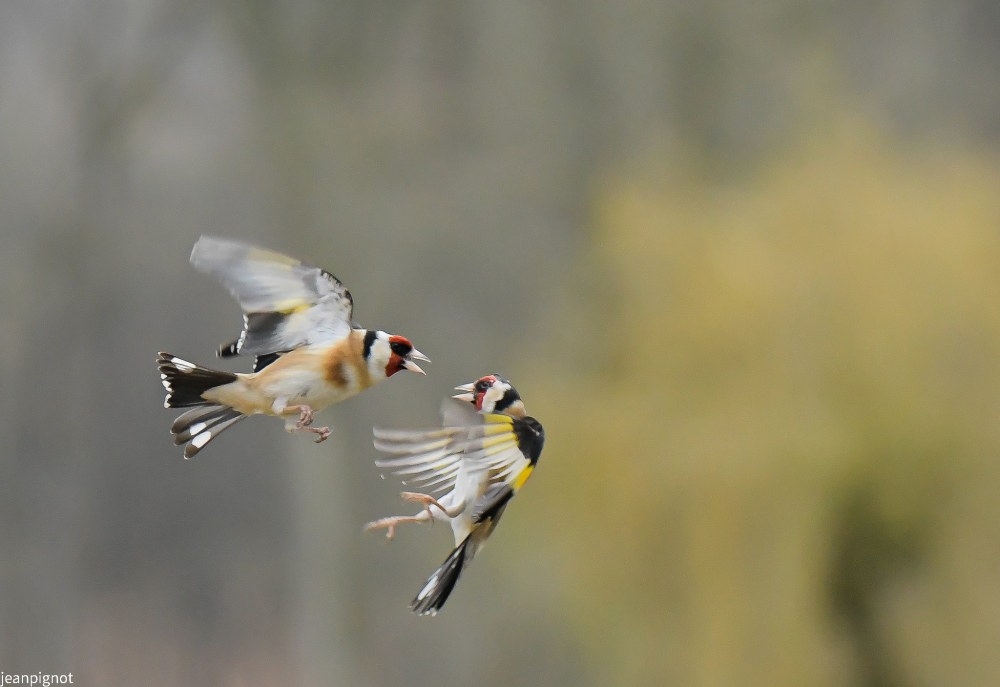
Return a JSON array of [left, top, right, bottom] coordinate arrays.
[[367, 374, 544, 615], [158, 236, 429, 458]]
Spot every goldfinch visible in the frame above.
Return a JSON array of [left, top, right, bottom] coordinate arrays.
[[157, 237, 429, 459], [366, 375, 544, 615]]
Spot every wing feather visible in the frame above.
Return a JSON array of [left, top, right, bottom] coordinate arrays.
[[190, 236, 354, 354], [372, 405, 530, 498], [418, 470, 465, 495]]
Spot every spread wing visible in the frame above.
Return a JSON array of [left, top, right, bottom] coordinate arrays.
[[190, 236, 355, 356], [462, 413, 535, 492], [372, 400, 533, 497], [373, 399, 481, 495]]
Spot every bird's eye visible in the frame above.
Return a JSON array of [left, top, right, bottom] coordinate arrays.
[[390, 341, 410, 356]]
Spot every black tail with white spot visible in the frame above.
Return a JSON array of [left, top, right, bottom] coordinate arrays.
[[158, 352, 237, 408], [410, 533, 476, 616], [157, 352, 245, 459]]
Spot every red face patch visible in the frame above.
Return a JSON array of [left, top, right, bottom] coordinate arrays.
[[385, 357, 404, 377], [473, 375, 499, 411], [382, 334, 428, 378], [385, 335, 412, 377]]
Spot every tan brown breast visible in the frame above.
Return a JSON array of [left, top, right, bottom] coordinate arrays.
[[323, 330, 372, 391]]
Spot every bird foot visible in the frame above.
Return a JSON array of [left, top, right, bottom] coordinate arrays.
[[305, 425, 331, 443], [364, 517, 402, 540], [400, 491, 449, 518], [363, 509, 433, 540], [295, 405, 315, 429]]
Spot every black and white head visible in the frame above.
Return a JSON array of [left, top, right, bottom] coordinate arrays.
[[363, 330, 430, 379], [453, 374, 525, 418]]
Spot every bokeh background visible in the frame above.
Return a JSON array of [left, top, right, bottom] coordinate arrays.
[[3, 2, 1000, 686]]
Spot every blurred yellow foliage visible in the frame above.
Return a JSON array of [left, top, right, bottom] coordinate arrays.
[[522, 118, 1000, 687]]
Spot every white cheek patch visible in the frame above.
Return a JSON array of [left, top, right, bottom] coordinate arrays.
[[481, 386, 505, 413]]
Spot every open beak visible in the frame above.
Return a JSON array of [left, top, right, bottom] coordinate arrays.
[[401, 348, 430, 375], [452, 381, 475, 402]]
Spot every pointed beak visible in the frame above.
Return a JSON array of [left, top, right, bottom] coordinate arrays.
[[401, 348, 430, 375], [452, 381, 475, 402]]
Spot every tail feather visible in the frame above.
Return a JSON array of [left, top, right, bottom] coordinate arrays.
[[158, 352, 245, 458], [158, 352, 238, 408], [170, 405, 226, 437], [171, 404, 245, 452], [411, 534, 476, 616], [169, 405, 246, 459]]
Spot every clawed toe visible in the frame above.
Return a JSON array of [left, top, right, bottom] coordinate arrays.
[[400, 491, 449, 516], [364, 518, 398, 540], [295, 406, 315, 429]]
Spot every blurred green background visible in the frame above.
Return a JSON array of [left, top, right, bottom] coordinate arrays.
[[3, 2, 1000, 686]]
